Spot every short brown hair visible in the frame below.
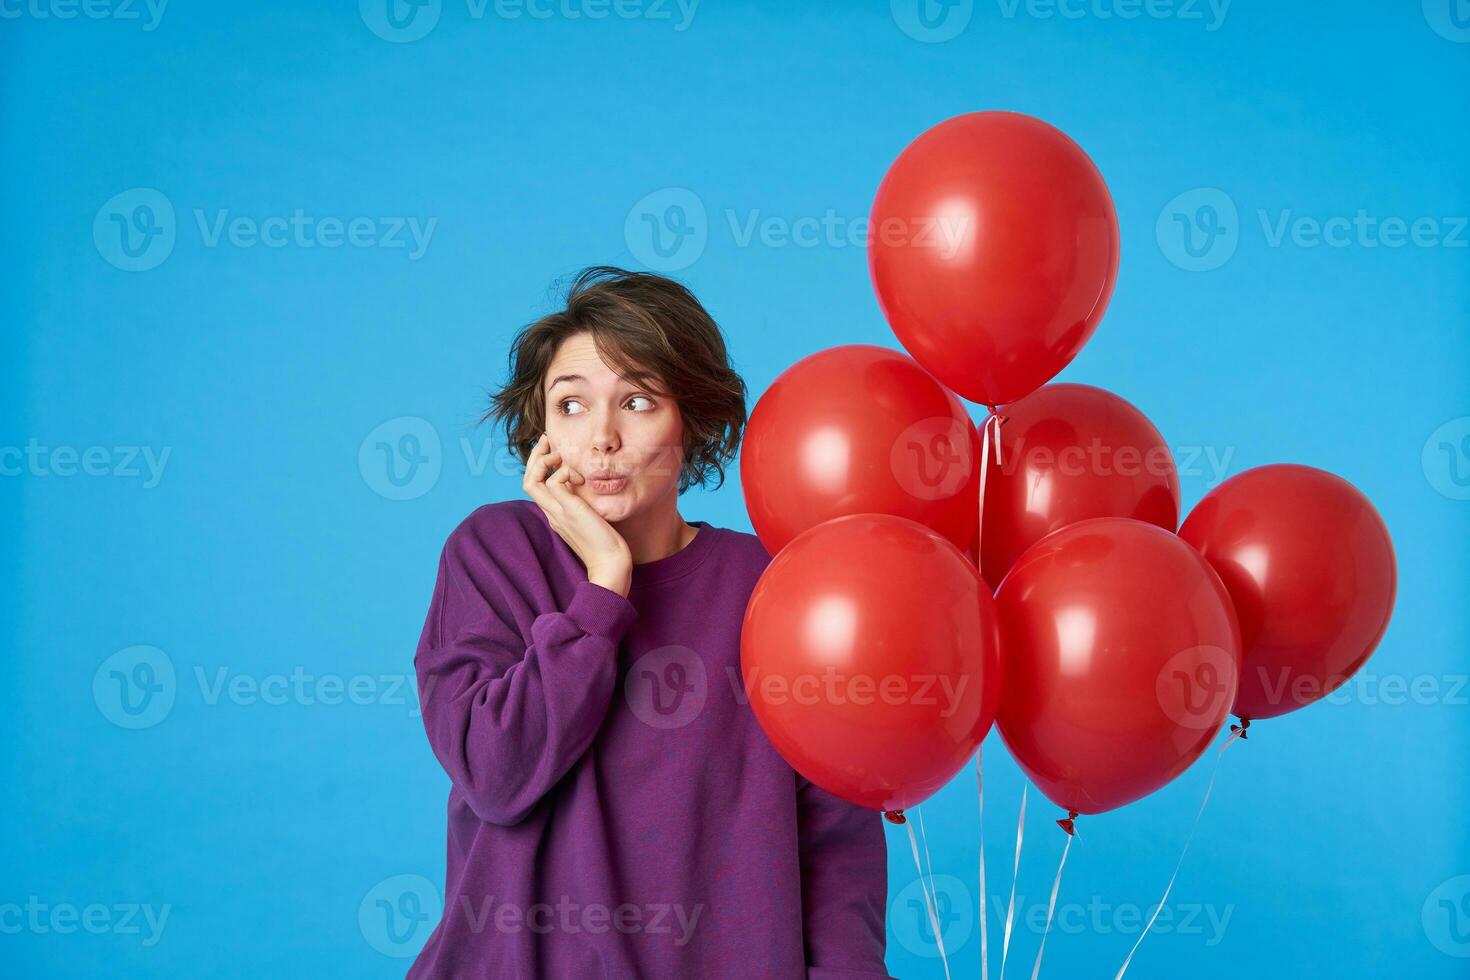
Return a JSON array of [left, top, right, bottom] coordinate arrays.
[[485, 266, 748, 493]]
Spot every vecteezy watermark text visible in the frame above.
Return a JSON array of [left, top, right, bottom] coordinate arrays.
[[623, 187, 971, 272], [0, 0, 168, 30], [734, 666, 972, 719], [93, 645, 429, 730], [358, 0, 699, 43], [1, 440, 171, 488], [888, 874, 1234, 957], [451, 895, 703, 945], [1157, 188, 1469, 272], [891, 0, 1230, 44], [0, 898, 171, 946], [94, 188, 437, 271]]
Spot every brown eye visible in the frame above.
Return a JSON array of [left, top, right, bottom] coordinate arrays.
[[627, 395, 654, 412], [559, 399, 586, 416]]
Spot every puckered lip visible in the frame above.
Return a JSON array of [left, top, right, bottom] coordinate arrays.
[[587, 470, 627, 481]]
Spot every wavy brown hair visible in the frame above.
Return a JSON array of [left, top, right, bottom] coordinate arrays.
[[485, 266, 748, 493]]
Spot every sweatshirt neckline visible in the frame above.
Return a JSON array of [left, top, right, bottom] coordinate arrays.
[[631, 520, 718, 589]]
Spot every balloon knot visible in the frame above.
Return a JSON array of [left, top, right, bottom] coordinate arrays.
[[883, 809, 907, 825], [1230, 717, 1251, 740], [1056, 810, 1079, 836]]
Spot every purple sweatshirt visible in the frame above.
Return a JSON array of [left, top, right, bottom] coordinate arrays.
[[410, 499, 894, 979]]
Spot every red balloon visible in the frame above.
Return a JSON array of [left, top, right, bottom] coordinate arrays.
[[741, 514, 1001, 813], [869, 111, 1120, 407], [1178, 464, 1397, 721], [997, 518, 1241, 815], [980, 384, 1180, 586], [741, 344, 981, 557]]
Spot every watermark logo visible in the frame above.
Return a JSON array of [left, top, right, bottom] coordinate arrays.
[[93, 645, 177, 730], [360, 874, 441, 957], [894, 0, 1232, 40], [993, 435, 1235, 489], [1156, 645, 1237, 730], [95, 190, 438, 269], [361, 0, 698, 42], [0, 898, 171, 946], [625, 188, 707, 272], [194, 666, 424, 714], [1, 440, 172, 487], [359, 416, 443, 500], [360, 0, 443, 42], [0, 0, 168, 30], [737, 665, 972, 718], [1246, 667, 1468, 712], [1160, 187, 1468, 271], [891, 417, 974, 501], [890, 874, 974, 957], [728, 210, 969, 256], [96, 654, 428, 728], [1423, 417, 1470, 501], [1423, 875, 1470, 957], [192, 210, 437, 258], [1157, 187, 1238, 272], [94, 188, 176, 272], [891, 0, 973, 42], [449, 895, 703, 942], [981, 893, 1233, 942], [625, 646, 707, 729], [624, 188, 970, 272], [1423, 0, 1470, 42], [996, 0, 1230, 30], [359, 426, 685, 496]]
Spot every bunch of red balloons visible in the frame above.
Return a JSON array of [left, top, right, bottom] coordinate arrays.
[[740, 111, 1397, 823]]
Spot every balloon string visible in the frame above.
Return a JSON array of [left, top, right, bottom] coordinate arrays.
[[915, 802, 943, 954], [1028, 830, 1074, 980], [977, 747, 989, 980], [906, 819, 953, 980], [976, 410, 1004, 565], [1113, 725, 1246, 979], [998, 783, 1027, 979], [916, 803, 940, 915]]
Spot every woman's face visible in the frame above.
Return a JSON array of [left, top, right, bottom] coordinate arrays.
[[542, 332, 684, 524]]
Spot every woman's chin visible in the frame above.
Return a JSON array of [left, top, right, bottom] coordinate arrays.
[[581, 489, 633, 523]]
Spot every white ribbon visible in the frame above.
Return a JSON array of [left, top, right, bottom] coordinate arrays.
[[916, 803, 940, 914], [1028, 832, 1074, 980], [977, 748, 989, 980], [998, 784, 1027, 979], [906, 818, 953, 980], [976, 411, 1004, 565], [975, 410, 1005, 978], [1114, 726, 1246, 978]]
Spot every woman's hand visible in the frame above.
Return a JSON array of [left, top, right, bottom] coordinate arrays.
[[523, 433, 633, 596]]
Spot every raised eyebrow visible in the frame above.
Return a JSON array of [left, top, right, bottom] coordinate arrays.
[[546, 373, 586, 393]]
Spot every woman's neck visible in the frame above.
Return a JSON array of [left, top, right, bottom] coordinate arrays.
[[614, 499, 697, 565]]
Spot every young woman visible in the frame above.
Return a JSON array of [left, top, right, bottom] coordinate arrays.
[[410, 268, 893, 979]]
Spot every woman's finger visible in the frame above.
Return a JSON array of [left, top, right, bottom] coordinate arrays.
[[523, 434, 557, 488], [526, 454, 567, 499], [524, 441, 564, 517], [525, 477, 558, 519], [547, 468, 599, 521]]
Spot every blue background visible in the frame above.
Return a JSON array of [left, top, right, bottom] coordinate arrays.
[[4, 1, 1468, 976]]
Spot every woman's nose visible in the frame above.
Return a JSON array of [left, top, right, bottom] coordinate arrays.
[[588, 407, 619, 454]]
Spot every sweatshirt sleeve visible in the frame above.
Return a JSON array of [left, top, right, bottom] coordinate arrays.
[[414, 538, 638, 827], [797, 775, 896, 980]]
